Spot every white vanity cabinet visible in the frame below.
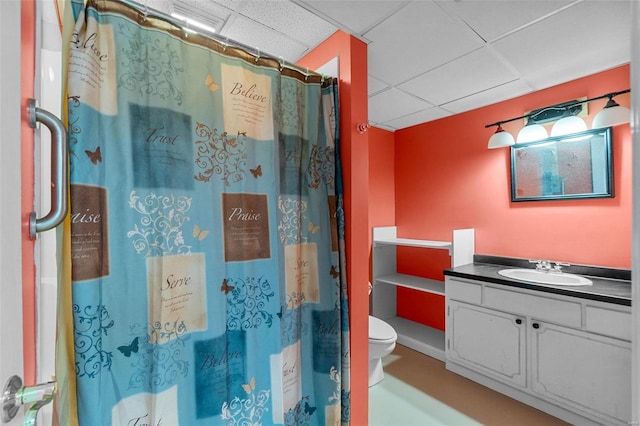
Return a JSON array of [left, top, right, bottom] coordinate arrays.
[[371, 227, 474, 361], [530, 321, 631, 423], [447, 301, 526, 387], [445, 276, 631, 426]]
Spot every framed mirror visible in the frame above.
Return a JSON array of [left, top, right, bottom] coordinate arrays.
[[510, 127, 613, 201]]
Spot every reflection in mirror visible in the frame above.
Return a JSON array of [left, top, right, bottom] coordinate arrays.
[[510, 127, 613, 201]]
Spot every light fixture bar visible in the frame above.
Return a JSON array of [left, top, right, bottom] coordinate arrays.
[[484, 89, 630, 129], [526, 99, 584, 125]]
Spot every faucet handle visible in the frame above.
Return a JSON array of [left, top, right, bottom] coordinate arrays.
[[552, 261, 570, 272], [528, 259, 546, 270]]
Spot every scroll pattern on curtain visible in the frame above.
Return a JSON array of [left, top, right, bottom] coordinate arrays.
[[59, 1, 350, 424]]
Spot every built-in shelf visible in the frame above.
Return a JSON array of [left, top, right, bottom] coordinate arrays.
[[372, 226, 474, 361], [375, 273, 444, 296], [373, 238, 452, 251], [386, 316, 446, 361]]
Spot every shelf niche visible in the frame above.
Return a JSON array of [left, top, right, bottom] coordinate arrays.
[[372, 226, 475, 361]]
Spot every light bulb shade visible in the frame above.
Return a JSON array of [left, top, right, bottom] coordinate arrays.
[[516, 123, 548, 143], [488, 126, 515, 149], [550, 116, 587, 137], [592, 104, 630, 128]]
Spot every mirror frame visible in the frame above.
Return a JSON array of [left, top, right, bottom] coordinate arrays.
[[510, 127, 614, 202]]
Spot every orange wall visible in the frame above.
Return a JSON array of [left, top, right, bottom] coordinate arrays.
[[369, 127, 396, 229], [391, 65, 631, 329], [297, 31, 370, 425]]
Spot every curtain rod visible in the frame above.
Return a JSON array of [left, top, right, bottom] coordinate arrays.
[[116, 0, 322, 78]]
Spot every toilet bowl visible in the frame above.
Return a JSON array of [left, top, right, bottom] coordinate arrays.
[[368, 315, 397, 387]]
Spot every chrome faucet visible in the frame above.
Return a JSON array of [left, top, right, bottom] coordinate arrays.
[[529, 259, 552, 271], [529, 259, 570, 273]]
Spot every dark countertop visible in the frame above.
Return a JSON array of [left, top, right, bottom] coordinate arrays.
[[444, 255, 631, 306]]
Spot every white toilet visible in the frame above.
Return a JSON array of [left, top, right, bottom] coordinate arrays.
[[368, 315, 398, 387]]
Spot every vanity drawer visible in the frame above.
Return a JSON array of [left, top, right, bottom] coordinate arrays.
[[446, 278, 482, 305], [585, 305, 631, 341], [484, 286, 581, 328]]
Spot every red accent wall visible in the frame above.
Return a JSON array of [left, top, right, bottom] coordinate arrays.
[[389, 65, 631, 330], [396, 247, 451, 330], [369, 127, 396, 229], [297, 31, 370, 425]]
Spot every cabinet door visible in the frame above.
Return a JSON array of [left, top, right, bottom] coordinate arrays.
[[448, 301, 526, 387], [531, 322, 631, 425]]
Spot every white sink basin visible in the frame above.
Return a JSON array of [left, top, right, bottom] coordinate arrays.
[[498, 268, 592, 286]]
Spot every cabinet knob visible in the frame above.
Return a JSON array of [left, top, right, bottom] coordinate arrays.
[[532, 323, 540, 329], [515, 319, 522, 325]]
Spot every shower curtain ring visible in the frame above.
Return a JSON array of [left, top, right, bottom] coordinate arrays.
[[182, 18, 189, 37], [142, 5, 148, 22], [279, 56, 285, 72], [255, 48, 261, 62]]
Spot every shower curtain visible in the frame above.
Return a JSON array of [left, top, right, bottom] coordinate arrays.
[[56, 1, 350, 424]]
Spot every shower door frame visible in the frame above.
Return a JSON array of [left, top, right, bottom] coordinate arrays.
[[0, 1, 36, 425]]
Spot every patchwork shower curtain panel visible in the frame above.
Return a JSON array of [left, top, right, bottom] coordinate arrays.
[[57, 1, 349, 424]]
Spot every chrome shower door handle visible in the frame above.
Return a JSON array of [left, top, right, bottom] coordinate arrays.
[[28, 99, 68, 237]]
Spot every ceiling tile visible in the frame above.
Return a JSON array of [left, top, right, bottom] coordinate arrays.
[[368, 75, 388, 96], [365, 1, 484, 85], [372, 123, 396, 132], [368, 88, 433, 123], [143, 1, 175, 14], [150, 0, 233, 27], [441, 79, 533, 115], [238, 1, 337, 47], [381, 107, 453, 130], [220, 15, 309, 61], [299, 1, 403, 34], [492, 1, 631, 91], [209, 0, 250, 13], [315, 57, 339, 77], [398, 47, 519, 106], [436, 1, 573, 42]]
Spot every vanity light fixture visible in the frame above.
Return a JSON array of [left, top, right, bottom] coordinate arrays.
[[488, 124, 515, 148], [550, 115, 588, 137], [516, 122, 548, 143], [592, 94, 631, 128], [485, 89, 630, 148]]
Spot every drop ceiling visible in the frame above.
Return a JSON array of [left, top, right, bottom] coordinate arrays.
[[148, 0, 632, 131]]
